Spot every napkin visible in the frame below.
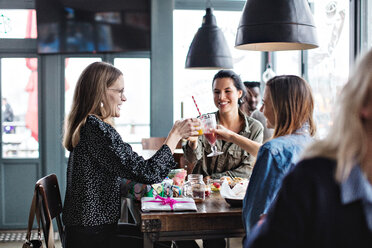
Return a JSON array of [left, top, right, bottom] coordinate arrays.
[[219, 179, 248, 200], [141, 196, 197, 212]]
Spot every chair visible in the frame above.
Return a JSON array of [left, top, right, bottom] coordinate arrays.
[[37, 174, 140, 247], [36, 174, 65, 248]]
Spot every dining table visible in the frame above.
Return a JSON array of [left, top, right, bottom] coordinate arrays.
[[119, 192, 245, 248]]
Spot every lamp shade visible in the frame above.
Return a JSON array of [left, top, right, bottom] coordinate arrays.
[[185, 8, 233, 69], [235, 0, 318, 51]]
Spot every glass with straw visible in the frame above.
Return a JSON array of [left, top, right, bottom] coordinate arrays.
[[192, 96, 203, 135], [191, 96, 223, 157], [200, 113, 223, 157]]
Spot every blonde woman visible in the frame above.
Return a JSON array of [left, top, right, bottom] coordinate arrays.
[[62, 62, 200, 248], [246, 50, 372, 248]]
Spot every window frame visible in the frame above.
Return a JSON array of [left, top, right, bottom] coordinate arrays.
[[0, 54, 41, 160]]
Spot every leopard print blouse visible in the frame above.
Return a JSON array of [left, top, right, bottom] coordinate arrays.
[[63, 115, 175, 226]]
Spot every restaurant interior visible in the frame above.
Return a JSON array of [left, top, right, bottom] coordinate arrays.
[[0, 0, 371, 247]]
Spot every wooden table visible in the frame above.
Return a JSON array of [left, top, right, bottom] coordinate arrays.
[[120, 193, 245, 248]]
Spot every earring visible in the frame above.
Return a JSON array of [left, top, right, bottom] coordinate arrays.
[[100, 102, 104, 107]]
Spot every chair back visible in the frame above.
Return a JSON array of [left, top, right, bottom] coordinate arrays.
[[36, 174, 64, 248]]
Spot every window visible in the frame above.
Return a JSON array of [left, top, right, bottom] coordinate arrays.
[[114, 58, 150, 152], [307, 0, 349, 138], [173, 9, 261, 120], [0, 9, 37, 39], [274, 51, 301, 76], [361, 0, 372, 54], [1, 58, 39, 158]]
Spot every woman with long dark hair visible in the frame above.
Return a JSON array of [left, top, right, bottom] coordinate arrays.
[[183, 70, 263, 182]]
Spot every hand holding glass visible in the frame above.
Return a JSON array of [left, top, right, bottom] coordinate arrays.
[[201, 113, 223, 157]]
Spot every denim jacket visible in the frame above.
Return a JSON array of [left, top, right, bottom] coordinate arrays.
[[242, 130, 313, 235]]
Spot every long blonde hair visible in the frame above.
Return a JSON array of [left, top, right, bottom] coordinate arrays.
[[63, 62, 123, 151], [303, 49, 372, 182], [266, 75, 316, 138]]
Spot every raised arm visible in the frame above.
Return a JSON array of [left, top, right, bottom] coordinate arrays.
[[214, 124, 261, 157], [165, 118, 200, 153]]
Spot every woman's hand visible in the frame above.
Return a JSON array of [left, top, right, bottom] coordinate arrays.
[[257, 214, 267, 226], [165, 118, 200, 152], [174, 118, 201, 139], [213, 124, 235, 143], [187, 136, 199, 150]]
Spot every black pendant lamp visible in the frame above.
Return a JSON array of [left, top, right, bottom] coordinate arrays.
[[235, 0, 318, 51], [185, 8, 233, 69]]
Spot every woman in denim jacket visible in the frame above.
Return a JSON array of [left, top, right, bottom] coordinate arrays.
[[215, 75, 316, 238], [243, 75, 316, 236]]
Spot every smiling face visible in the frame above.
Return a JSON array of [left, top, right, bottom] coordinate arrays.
[[260, 87, 275, 129], [106, 75, 126, 118], [213, 77, 243, 114]]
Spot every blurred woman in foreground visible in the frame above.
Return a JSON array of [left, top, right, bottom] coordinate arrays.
[[246, 50, 372, 247]]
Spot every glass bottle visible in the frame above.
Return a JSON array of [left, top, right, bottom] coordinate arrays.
[[182, 174, 206, 202]]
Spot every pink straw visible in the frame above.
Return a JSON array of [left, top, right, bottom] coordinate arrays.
[[192, 96, 202, 117]]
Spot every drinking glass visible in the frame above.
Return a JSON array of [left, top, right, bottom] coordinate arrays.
[[201, 113, 223, 157], [195, 119, 203, 135]]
